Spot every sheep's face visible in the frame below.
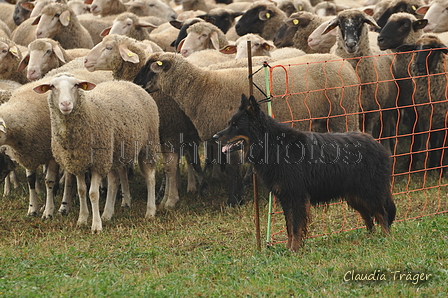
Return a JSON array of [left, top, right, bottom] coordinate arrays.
[[377, 15, 427, 51], [109, 18, 135, 36], [33, 75, 96, 115], [179, 27, 218, 57], [22, 41, 66, 81], [133, 56, 170, 92], [34, 9, 72, 39], [235, 34, 274, 59], [0, 42, 21, 73], [273, 12, 312, 48], [126, 0, 177, 21], [13, 0, 32, 26], [88, 0, 112, 16], [235, 4, 279, 36], [421, 2, 448, 33]]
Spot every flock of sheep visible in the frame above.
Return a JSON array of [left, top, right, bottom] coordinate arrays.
[[0, 0, 446, 232]]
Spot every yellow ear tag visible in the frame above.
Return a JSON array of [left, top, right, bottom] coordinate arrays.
[[265, 12, 271, 19], [156, 61, 163, 66], [30, 4, 34, 9], [67, 16, 70, 22], [1, 122, 6, 129], [127, 52, 134, 57], [11, 49, 17, 53], [81, 83, 88, 90], [298, 5, 302, 10], [293, 19, 299, 25], [412, 5, 416, 10]]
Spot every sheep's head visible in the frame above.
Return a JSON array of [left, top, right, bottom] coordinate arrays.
[[33, 3, 73, 39], [33, 73, 96, 115], [125, 0, 177, 21], [101, 12, 157, 37], [18, 39, 66, 81], [0, 40, 22, 74], [178, 22, 227, 57], [85, 0, 116, 16], [273, 11, 314, 48], [221, 33, 274, 59], [235, 2, 286, 36], [85, 34, 143, 72], [133, 52, 173, 93]]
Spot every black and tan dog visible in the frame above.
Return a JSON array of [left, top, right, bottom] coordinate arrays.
[[214, 94, 396, 252]]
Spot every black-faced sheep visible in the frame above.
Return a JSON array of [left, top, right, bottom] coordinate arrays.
[[322, 9, 398, 150], [33, 73, 159, 232], [235, 1, 287, 40], [33, 3, 94, 49], [376, 0, 425, 30]]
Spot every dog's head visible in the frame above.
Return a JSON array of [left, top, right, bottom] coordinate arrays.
[[213, 93, 261, 156]]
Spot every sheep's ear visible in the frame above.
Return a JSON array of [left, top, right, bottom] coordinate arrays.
[[118, 44, 140, 63], [31, 16, 41, 26], [177, 38, 185, 53], [363, 15, 380, 30], [210, 31, 220, 50], [198, 15, 216, 24], [322, 18, 339, 35], [231, 12, 243, 19], [136, 21, 158, 30], [150, 60, 171, 73], [33, 84, 52, 94], [220, 45, 237, 54], [0, 119, 6, 134], [21, 2, 35, 11], [261, 42, 274, 52], [53, 43, 66, 63], [76, 82, 96, 91], [259, 10, 274, 21], [413, 19, 428, 31], [100, 27, 111, 37], [169, 20, 183, 29], [84, 0, 93, 4], [59, 10, 71, 26], [9, 46, 20, 58], [17, 52, 30, 72], [416, 5, 429, 15], [363, 7, 374, 16], [286, 17, 310, 28]]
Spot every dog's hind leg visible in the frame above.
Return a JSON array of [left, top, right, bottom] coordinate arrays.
[[346, 197, 375, 233], [289, 198, 310, 252]]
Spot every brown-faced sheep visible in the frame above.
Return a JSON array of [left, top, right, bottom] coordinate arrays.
[[33, 3, 94, 49], [0, 38, 28, 84], [33, 73, 159, 232], [18, 38, 90, 80], [235, 1, 287, 40], [178, 21, 228, 57]]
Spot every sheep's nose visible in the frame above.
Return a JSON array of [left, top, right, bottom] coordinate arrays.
[[36, 31, 42, 38], [345, 39, 357, 48], [180, 49, 189, 57]]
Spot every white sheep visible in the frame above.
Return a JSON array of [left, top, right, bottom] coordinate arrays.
[[18, 38, 90, 81], [33, 3, 94, 49], [322, 9, 398, 150], [125, 0, 177, 21], [417, 0, 448, 33], [11, 17, 37, 47], [178, 21, 228, 57], [100, 12, 158, 41], [307, 19, 337, 52], [33, 73, 159, 232], [84, 34, 205, 207], [0, 2, 17, 31], [67, 0, 90, 16], [85, 0, 127, 17], [0, 20, 11, 38], [0, 38, 28, 84]]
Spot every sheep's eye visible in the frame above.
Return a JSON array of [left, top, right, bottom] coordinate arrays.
[[149, 4, 155, 7], [45, 49, 52, 55], [54, 13, 60, 18], [254, 43, 260, 47], [105, 46, 112, 50], [202, 33, 208, 37], [2, 49, 7, 53], [126, 22, 132, 26]]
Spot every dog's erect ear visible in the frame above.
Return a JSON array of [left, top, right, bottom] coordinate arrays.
[[248, 95, 260, 114], [240, 94, 260, 116], [239, 93, 250, 111]]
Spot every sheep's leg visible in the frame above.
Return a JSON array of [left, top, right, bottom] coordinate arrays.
[[3, 174, 11, 196], [10, 169, 19, 188], [89, 172, 103, 233], [26, 169, 39, 216], [102, 169, 119, 221], [42, 159, 59, 220], [186, 164, 197, 193], [58, 172, 75, 215], [118, 166, 131, 208], [139, 161, 157, 219], [160, 152, 179, 209], [76, 174, 89, 227]]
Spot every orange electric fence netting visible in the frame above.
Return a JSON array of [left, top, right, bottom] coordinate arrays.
[[260, 49, 448, 246]]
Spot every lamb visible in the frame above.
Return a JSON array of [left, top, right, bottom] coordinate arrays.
[[33, 73, 159, 232], [273, 11, 332, 53], [85, 0, 127, 17], [18, 38, 90, 81], [134, 52, 360, 204], [100, 12, 158, 41], [235, 1, 287, 40], [33, 3, 94, 49], [178, 21, 228, 57], [322, 9, 398, 151], [376, 0, 425, 30], [84, 34, 204, 208], [0, 67, 113, 219], [0, 38, 28, 84], [125, 0, 177, 21], [416, 0, 448, 33]]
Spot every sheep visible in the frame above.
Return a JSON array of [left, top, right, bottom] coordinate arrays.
[[148, 23, 180, 52], [85, 0, 127, 17], [134, 52, 360, 204], [100, 12, 158, 41], [0, 67, 113, 219], [0, 79, 22, 104], [322, 9, 399, 151], [17, 38, 90, 81], [273, 11, 332, 53], [170, 17, 204, 50], [307, 19, 337, 52], [29, 0, 69, 18], [376, 0, 425, 30], [220, 33, 305, 59], [67, 0, 91, 16], [33, 73, 159, 232], [10, 0, 31, 26], [178, 21, 228, 57], [0, 38, 28, 84], [125, 0, 177, 21], [0, 20, 11, 39], [235, 1, 288, 40], [78, 16, 114, 46], [416, 0, 448, 33], [0, 2, 17, 32], [33, 3, 94, 49], [363, 0, 393, 21], [11, 17, 37, 47], [84, 33, 204, 207]]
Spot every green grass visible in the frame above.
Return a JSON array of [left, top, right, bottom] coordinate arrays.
[[0, 168, 446, 297]]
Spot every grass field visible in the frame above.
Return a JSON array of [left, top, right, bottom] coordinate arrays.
[[0, 167, 447, 297]]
